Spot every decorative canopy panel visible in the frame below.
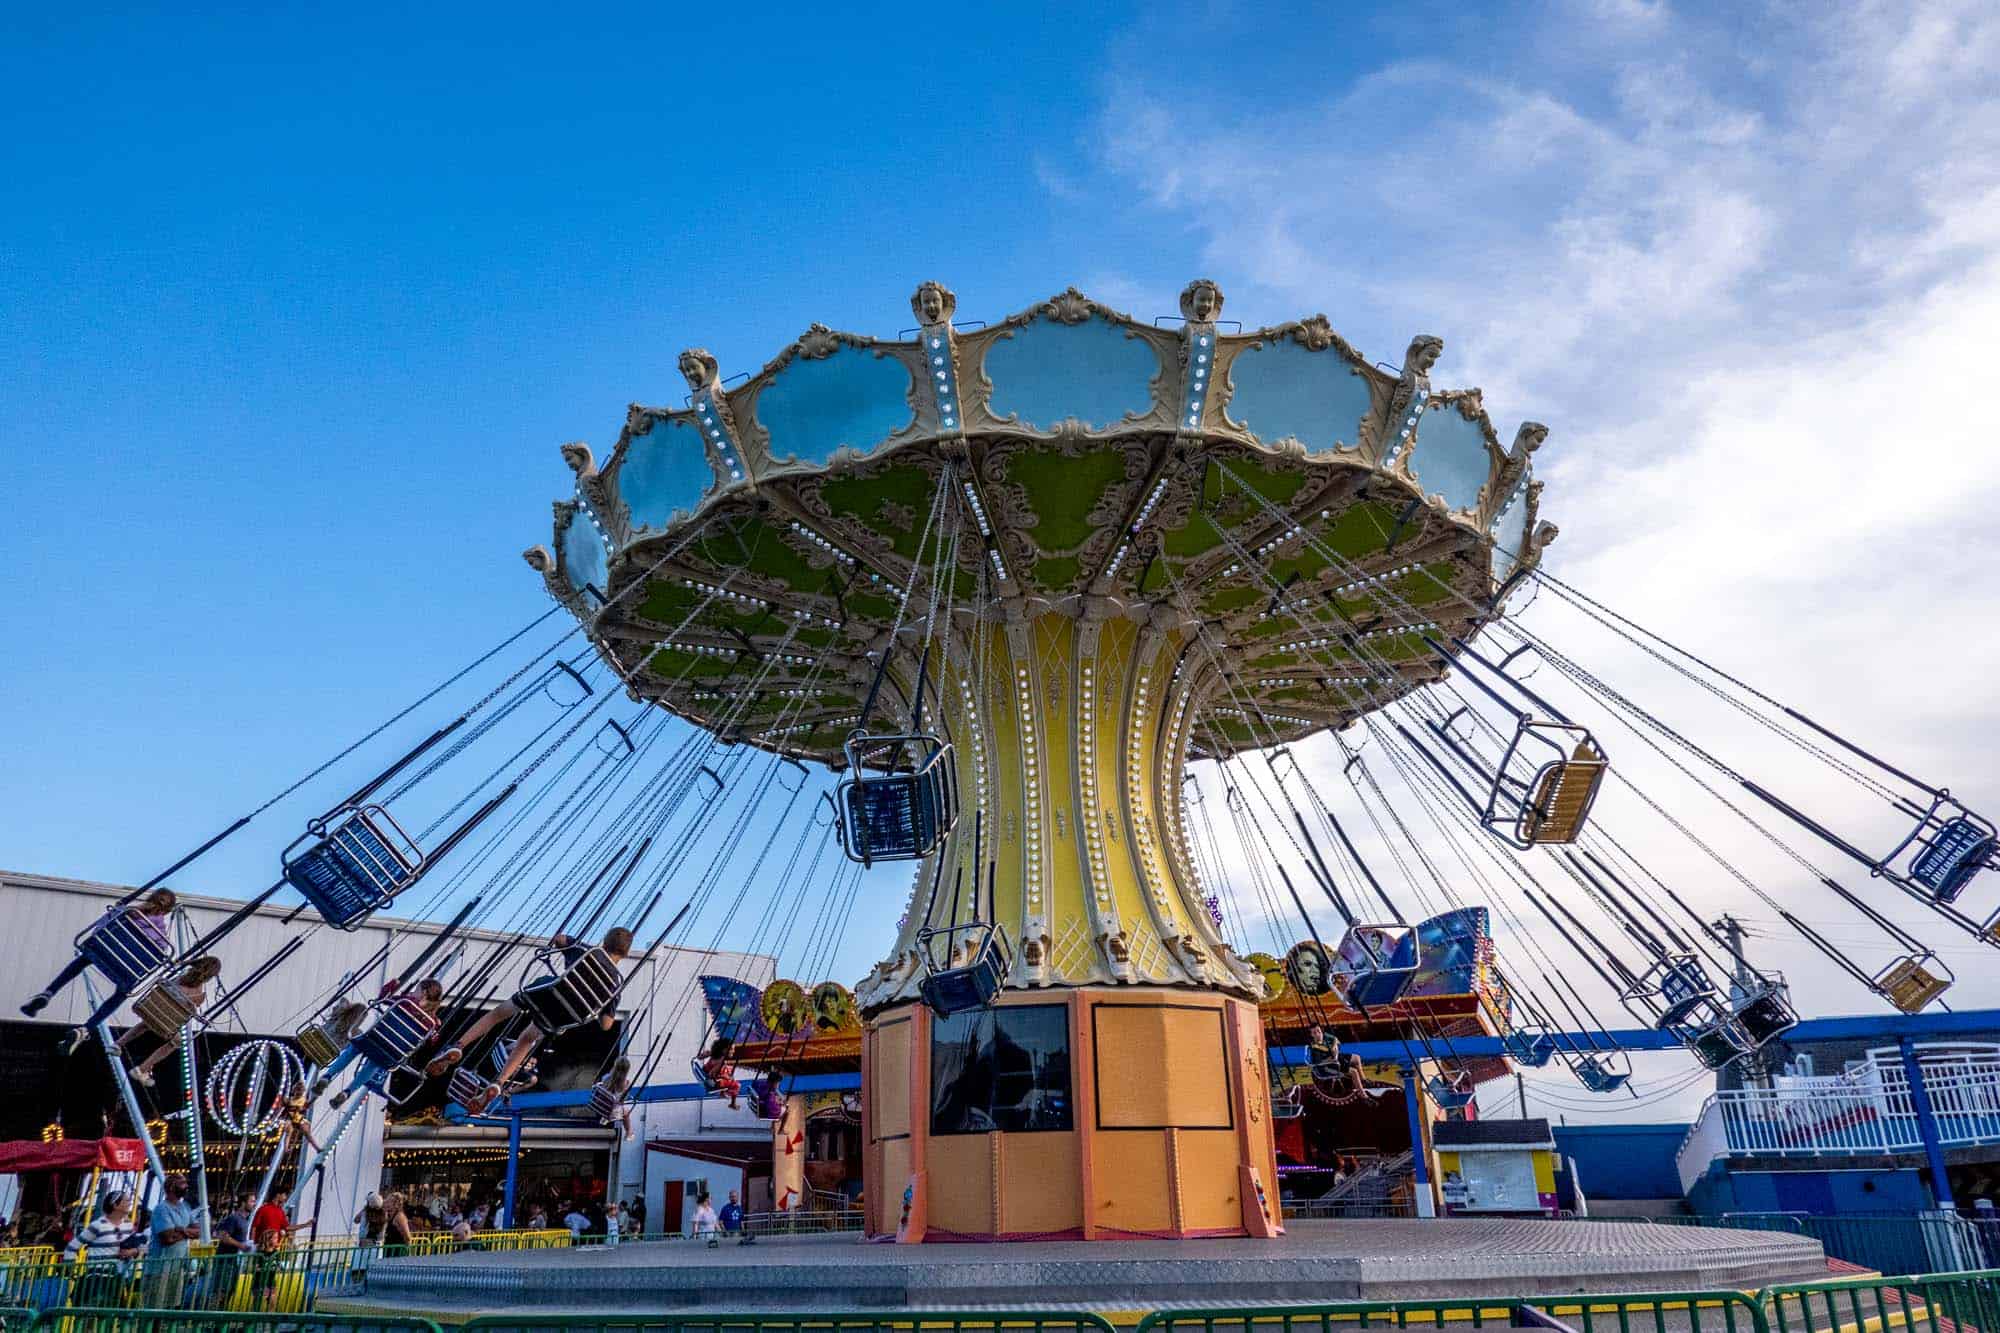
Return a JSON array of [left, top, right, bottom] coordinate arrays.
[[528, 281, 1556, 767]]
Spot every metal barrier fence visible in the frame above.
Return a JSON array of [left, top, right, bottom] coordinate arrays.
[[0, 1230, 581, 1317], [456, 1314, 1121, 1333], [1764, 1267, 2000, 1333], [27, 1311, 442, 1331], [740, 1208, 867, 1237], [1132, 1291, 1768, 1333]]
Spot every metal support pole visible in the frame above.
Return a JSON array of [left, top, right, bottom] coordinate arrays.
[[1401, 1064, 1436, 1219], [181, 1023, 211, 1242], [94, 1015, 170, 1189], [1901, 1038, 1956, 1209], [503, 1113, 523, 1229]]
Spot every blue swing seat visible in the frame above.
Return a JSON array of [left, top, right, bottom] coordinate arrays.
[[1911, 815, 1996, 904], [1427, 1075, 1474, 1110], [836, 734, 959, 866], [352, 1000, 436, 1071], [589, 1083, 621, 1123], [1338, 927, 1418, 1010], [448, 1067, 496, 1109], [918, 923, 1012, 1017], [1502, 1030, 1558, 1068], [284, 807, 421, 929], [76, 911, 174, 992], [1575, 1056, 1629, 1094], [1651, 957, 1717, 1029]]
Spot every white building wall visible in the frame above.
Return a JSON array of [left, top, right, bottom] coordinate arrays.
[[0, 870, 776, 1228]]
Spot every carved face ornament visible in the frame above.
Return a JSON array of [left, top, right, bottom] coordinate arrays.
[[678, 348, 719, 394], [911, 280, 956, 326], [1405, 335, 1443, 377], [1179, 278, 1224, 324]]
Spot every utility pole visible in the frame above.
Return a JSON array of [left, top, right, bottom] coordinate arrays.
[[1712, 914, 1771, 1089], [1516, 1071, 1529, 1119], [1712, 914, 1756, 1003]]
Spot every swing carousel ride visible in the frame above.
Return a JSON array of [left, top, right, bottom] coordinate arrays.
[[31, 279, 1995, 1247]]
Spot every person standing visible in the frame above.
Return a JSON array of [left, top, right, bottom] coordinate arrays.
[[603, 1200, 621, 1248], [210, 1194, 253, 1309], [66, 1190, 143, 1307], [146, 1175, 200, 1309], [563, 1201, 589, 1239], [251, 1189, 300, 1248], [626, 1195, 645, 1238], [691, 1192, 719, 1247], [718, 1190, 743, 1236], [353, 1193, 387, 1278]]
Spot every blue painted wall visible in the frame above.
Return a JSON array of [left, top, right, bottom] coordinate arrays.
[[1687, 1165, 1931, 1216], [1552, 1123, 1689, 1200]]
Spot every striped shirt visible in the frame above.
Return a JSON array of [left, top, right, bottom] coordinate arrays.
[[65, 1216, 136, 1261]]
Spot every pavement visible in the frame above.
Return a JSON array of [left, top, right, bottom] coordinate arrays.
[[332, 1218, 1830, 1320]]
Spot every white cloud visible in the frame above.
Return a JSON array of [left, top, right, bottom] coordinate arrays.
[[1073, 0, 2000, 1119]]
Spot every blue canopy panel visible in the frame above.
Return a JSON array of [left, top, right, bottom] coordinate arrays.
[[700, 974, 771, 1044], [1405, 906, 1492, 999], [1221, 336, 1377, 454], [1407, 393, 1499, 516], [1490, 475, 1534, 584], [616, 415, 714, 534], [559, 504, 610, 600], [751, 342, 918, 470], [982, 313, 1161, 431]]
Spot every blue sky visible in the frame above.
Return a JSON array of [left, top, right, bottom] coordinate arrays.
[[6, 2, 1999, 1119]]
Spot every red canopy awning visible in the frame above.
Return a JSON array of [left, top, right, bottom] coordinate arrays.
[[0, 1137, 149, 1174]]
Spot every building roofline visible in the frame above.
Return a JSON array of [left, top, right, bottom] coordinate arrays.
[[0, 869, 775, 971]]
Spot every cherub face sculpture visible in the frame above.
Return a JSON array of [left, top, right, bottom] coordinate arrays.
[[911, 280, 956, 326], [678, 348, 719, 394], [1405, 335, 1443, 377], [1179, 278, 1224, 324]]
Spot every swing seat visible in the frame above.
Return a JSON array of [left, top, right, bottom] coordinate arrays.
[[132, 983, 202, 1043], [449, 1068, 496, 1109], [512, 947, 623, 1034], [690, 1059, 726, 1094], [1732, 981, 1799, 1047], [1874, 955, 1952, 1014], [1502, 1031, 1557, 1068], [1575, 1056, 1629, 1094], [1647, 956, 1717, 1029], [588, 1084, 621, 1123], [1427, 1075, 1474, 1111], [1518, 740, 1607, 846], [284, 807, 421, 929], [1272, 1087, 1304, 1120], [1337, 926, 1419, 1010], [836, 734, 959, 866], [1686, 1024, 1749, 1071], [76, 912, 174, 991], [1910, 816, 1996, 904], [352, 1000, 437, 1070], [917, 923, 1012, 1017], [294, 1020, 345, 1070]]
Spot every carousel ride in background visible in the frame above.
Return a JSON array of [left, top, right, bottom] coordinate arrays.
[[23, 278, 1994, 1238]]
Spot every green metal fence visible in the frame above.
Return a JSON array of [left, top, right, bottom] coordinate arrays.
[[1654, 1211, 1986, 1277], [0, 1309, 31, 1332], [26, 1310, 442, 1332], [1764, 1267, 2000, 1333], [1131, 1290, 1769, 1333], [455, 1315, 1122, 1333]]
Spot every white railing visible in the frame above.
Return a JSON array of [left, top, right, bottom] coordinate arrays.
[[1676, 1045, 2000, 1190]]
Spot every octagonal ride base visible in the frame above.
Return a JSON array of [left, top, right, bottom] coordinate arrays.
[[865, 988, 1281, 1242]]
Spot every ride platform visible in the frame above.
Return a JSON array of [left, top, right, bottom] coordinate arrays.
[[335, 1218, 1829, 1320]]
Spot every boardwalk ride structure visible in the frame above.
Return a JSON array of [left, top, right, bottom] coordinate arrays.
[[526, 280, 1555, 1241]]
